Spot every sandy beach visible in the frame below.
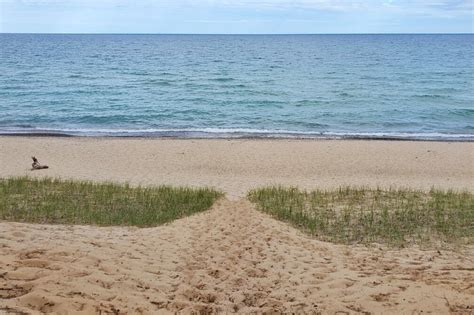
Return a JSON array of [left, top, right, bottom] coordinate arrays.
[[1, 137, 473, 197], [1, 137, 473, 314]]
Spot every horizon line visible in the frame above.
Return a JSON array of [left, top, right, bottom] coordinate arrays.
[[1, 32, 473, 35]]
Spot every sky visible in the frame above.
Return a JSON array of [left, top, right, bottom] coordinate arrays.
[[0, 0, 473, 34]]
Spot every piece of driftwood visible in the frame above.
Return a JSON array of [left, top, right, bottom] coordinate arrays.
[[31, 156, 49, 170]]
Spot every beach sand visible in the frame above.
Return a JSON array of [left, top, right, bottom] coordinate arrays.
[[1, 137, 473, 314], [1, 137, 473, 198]]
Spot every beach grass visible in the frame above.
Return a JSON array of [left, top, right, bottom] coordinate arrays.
[[0, 177, 223, 227], [248, 186, 473, 246]]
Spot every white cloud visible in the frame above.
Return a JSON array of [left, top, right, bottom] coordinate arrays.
[[2, 0, 472, 15]]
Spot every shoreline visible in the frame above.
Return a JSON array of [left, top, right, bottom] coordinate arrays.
[[1, 132, 473, 142]]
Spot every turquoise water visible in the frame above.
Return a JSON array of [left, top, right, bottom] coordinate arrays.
[[0, 34, 473, 140]]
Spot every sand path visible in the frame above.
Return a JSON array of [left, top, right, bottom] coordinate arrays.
[[1, 198, 473, 314]]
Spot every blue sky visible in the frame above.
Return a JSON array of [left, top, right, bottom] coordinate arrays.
[[1, 0, 473, 33]]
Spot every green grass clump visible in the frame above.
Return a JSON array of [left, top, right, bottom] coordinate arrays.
[[248, 186, 473, 247], [0, 177, 222, 227]]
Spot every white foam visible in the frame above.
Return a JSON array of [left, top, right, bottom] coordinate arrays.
[[1, 126, 473, 141]]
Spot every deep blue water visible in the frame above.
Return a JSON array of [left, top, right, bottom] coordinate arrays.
[[0, 34, 473, 140]]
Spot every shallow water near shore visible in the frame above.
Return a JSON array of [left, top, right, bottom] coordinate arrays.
[[1, 34, 473, 140]]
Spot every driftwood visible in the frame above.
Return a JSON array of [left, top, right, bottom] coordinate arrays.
[[31, 156, 49, 170]]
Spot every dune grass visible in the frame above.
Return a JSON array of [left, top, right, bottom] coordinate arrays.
[[0, 177, 223, 227], [248, 186, 473, 247]]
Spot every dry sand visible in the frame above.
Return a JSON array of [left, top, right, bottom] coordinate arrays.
[[1, 137, 473, 197], [1, 137, 473, 314]]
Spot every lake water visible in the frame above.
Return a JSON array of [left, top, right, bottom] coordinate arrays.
[[0, 34, 473, 140]]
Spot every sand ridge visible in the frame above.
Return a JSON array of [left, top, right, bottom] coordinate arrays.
[[1, 198, 473, 314]]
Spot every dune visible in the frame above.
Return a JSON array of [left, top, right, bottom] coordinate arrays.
[[0, 137, 473, 314]]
